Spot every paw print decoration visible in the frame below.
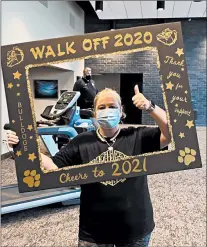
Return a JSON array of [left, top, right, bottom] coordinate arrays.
[[178, 147, 196, 166], [23, 170, 40, 188]]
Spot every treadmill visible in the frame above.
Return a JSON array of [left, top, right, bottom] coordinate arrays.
[[1, 185, 80, 215], [1, 91, 94, 215]]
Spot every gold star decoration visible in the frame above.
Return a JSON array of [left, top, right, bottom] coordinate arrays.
[[13, 71, 22, 80], [186, 120, 194, 129], [12, 120, 15, 123], [28, 153, 37, 162], [29, 136, 33, 139], [179, 132, 185, 138], [181, 68, 184, 71], [27, 125, 33, 131], [166, 81, 174, 90], [174, 119, 177, 123], [17, 84, 20, 87], [16, 150, 22, 157], [17, 92, 20, 96], [175, 104, 179, 107], [7, 82, 13, 89], [185, 90, 188, 94], [175, 48, 184, 57]]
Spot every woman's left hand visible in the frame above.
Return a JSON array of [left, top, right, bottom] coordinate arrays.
[[132, 85, 150, 110]]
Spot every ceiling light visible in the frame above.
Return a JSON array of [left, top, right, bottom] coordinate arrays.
[[157, 1, 165, 11], [95, 1, 103, 12]]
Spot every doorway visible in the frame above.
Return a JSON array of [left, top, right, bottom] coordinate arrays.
[[120, 73, 143, 124]]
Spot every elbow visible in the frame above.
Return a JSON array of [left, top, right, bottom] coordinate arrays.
[[160, 128, 171, 148]]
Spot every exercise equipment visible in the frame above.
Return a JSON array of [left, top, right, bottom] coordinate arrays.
[[37, 91, 95, 152], [1, 91, 95, 214]]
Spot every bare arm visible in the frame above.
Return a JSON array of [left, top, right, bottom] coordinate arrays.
[[148, 105, 171, 149], [7, 130, 59, 170], [40, 153, 58, 170], [132, 85, 171, 149]]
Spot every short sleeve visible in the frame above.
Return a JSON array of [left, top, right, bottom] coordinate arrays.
[[141, 127, 161, 154], [51, 138, 81, 168]]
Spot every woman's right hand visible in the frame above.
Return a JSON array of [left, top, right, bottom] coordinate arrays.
[[7, 130, 19, 148]]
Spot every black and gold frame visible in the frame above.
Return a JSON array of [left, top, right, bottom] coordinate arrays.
[[1, 22, 202, 192]]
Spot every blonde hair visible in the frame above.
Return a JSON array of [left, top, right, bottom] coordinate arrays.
[[83, 67, 91, 74], [94, 88, 122, 110]]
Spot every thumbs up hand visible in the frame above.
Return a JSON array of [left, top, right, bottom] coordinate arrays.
[[132, 85, 150, 110]]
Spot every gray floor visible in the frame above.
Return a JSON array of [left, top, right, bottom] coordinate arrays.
[[1, 127, 206, 247]]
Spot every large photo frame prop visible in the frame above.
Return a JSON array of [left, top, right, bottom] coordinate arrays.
[[1, 22, 202, 192]]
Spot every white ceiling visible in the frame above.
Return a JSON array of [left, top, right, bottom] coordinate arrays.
[[90, 1, 207, 19]]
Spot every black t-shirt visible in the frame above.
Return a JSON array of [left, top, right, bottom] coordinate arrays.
[[73, 77, 98, 109], [52, 127, 161, 244]]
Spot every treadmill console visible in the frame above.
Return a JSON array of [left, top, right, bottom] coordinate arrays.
[[50, 91, 80, 117]]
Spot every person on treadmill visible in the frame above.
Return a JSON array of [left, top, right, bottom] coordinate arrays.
[[7, 85, 171, 247], [73, 67, 98, 109]]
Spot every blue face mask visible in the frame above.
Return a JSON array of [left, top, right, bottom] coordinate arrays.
[[96, 108, 121, 129]]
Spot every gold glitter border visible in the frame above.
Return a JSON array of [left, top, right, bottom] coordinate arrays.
[[25, 69, 43, 167], [24, 46, 175, 174]]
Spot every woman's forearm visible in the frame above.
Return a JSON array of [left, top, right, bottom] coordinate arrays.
[[149, 105, 171, 147], [40, 153, 58, 170]]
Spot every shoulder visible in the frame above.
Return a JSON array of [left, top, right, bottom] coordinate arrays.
[[120, 126, 160, 138], [120, 126, 138, 135], [74, 78, 84, 86], [70, 131, 96, 145]]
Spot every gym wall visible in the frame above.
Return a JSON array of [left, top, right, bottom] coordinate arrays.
[[30, 67, 74, 121], [85, 18, 206, 126], [1, 1, 85, 155]]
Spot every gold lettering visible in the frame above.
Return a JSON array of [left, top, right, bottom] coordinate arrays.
[[134, 32, 143, 45], [143, 31, 152, 44], [92, 166, 105, 178], [122, 161, 132, 174], [66, 42, 76, 54], [143, 157, 147, 172], [57, 44, 65, 56], [30, 46, 45, 59], [45, 45, 56, 58], [59, 172, 88, 184], [60, 173, 67, 183], [175, 83, 183, 90], [132, 159, 142, 172], [24, 146, 28, 152], [167, 71, 181, 80], [124, 33, 133, 46], [18, 102, 22, 108], [19, 115, 23, 121], [112, 163, 122, 176], [20, 122, 24, 128], [21, 128, 25, 134], [175, 108, 191, 117], [18, 108, 23, 114], [93, 38, 101, 51], [22, 134, 27, 140], [114, 34, 123, 47], [102, 36, 110, 49], [164, 56, 171, 63], [171, 96, 188, 104], [164, 56, 184, 67], [23, 140, 27, 146], [83, 39, 92, 52]]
